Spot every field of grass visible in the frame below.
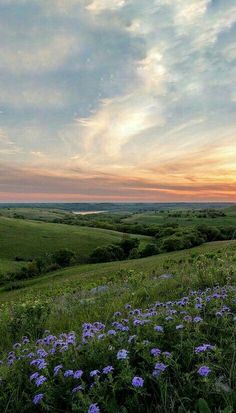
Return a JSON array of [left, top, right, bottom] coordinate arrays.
[[1, 239, 235, 305], [0, 240, 235, 412], [0, 206, 236, 412], [0, 217, 150, 276], [0, 207, 71, 222], [123, 210, 236, 227]]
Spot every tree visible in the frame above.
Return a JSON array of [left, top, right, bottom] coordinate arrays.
[[90, 244, 124, 263], [141, 243, 159, 257], [52, 249, 75, 267], [119, 237, 140, 257], [162, 236, 184, 252]]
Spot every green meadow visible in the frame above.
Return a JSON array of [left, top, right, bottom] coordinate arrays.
[[0, 216, 150, 276], [0, 206, 235, 412]]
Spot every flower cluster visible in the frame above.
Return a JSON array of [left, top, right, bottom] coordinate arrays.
[[0, 284, 235, 412]]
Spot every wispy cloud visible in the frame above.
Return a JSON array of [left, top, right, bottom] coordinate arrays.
[[0, 0, 235, 201]]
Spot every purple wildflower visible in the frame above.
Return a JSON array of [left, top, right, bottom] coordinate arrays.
[[30, 372, 39, 381], [88, 403, 100, 413], [54, 364, 63, 376], [163, 351, 171, 358], [107, 329, 116, 336], [102, 365, 114, 374], [193, 316, 203, 323], [64, 370, 74, 378], [198, 366, 211, 377], [117, 349, 128, 360], [35, 375, 47, 387], [72, 385, 83, 393], [195, 344, 214, 354], [150, 348, 161, 357], [90, 370, 100, 377], [154, 325, 164, 332], [153, 362, 167, 377], [33, 393, 44, 405], [74, 370, 83, 379], [132, 376, 144, 387], [176, 324, 184, 330]]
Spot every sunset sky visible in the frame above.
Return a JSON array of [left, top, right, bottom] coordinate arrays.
[[0, 0, 236, 202]]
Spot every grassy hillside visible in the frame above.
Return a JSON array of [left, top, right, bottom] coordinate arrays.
[[0, 217, 150, 275], [0, 240, 235, 412], [123, 210, 236, 227], [0, 207, 69, 221], [1, 239, 235, 304]]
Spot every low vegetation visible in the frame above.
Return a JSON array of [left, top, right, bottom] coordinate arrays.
[[0, 244, 236, 412], [0, 205, 235, 412]]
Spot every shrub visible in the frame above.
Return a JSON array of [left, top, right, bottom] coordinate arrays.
[[161, 236, 184, 252], [119, 237, 140, 257], [52, 249, 75, 267], [90, 244, 124, 263], [141, 243, 159, 257]]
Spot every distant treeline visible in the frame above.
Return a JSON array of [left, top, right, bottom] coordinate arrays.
[[0, 202, 233, 213]]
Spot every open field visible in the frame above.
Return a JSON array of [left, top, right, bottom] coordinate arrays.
[[1, 239, 235, 304], [0, 206, 236, 412], [0, 239, 236, 412], [0, 217, 150, 275], [122, 209, 236, 228], [0, 207, 69, 221]]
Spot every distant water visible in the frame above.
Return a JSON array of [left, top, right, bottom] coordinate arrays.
[[72, 211, 107, 215]]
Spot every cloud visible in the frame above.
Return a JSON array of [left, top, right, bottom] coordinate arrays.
[[0, 33, 78, 75], [0, 82, 68, 110], [77, 92, 164, 161], [86, 0, 126, 13], [0, 0, 236, 201]]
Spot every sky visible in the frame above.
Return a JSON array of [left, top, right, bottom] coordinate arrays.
[[0, 0, 236, 202]]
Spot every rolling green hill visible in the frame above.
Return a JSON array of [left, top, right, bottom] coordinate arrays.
[[1, 239, 235, 304], [122, 210, 236, 227], [0, 217, 150, 275]]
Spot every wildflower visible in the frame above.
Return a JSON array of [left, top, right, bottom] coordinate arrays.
[[125, 304, 131, 309], [154, 325, 164, 332], [90, 370, 100, 377], [176, 324, 184, 330], [195, 344, 214, 354], [114, 311, 122, 317], [30, 372, 39, 381], [54, 364, 63, 376], [22, 336, 30, 344], [35, 375, 47, 387], [37, 349, 48, 358], [72, 385, 83, 393], [215, 311, 223, 317], [193, 316, 203, 323], [88, 403, 100, 413], [74, 370, 83, 379], [183, 315, 192, 322], [150, 348, 161, 357], [117, 349, 128, 360], [107, 330, 116, 336], [30, 358, 47, 370], [33, 393, 44, 405], [153, 362, 167, 377], [128, 335, 137, 343], [132, 376, 144, 387], [102, 365, 114, 374], [198, 366, 211, 377], [64, 370, 74, 378], [162, 351, 171, 358], [154, 362, 167, 372]]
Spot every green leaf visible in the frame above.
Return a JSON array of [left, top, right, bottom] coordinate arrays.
[[198, 399, 211, 413]]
